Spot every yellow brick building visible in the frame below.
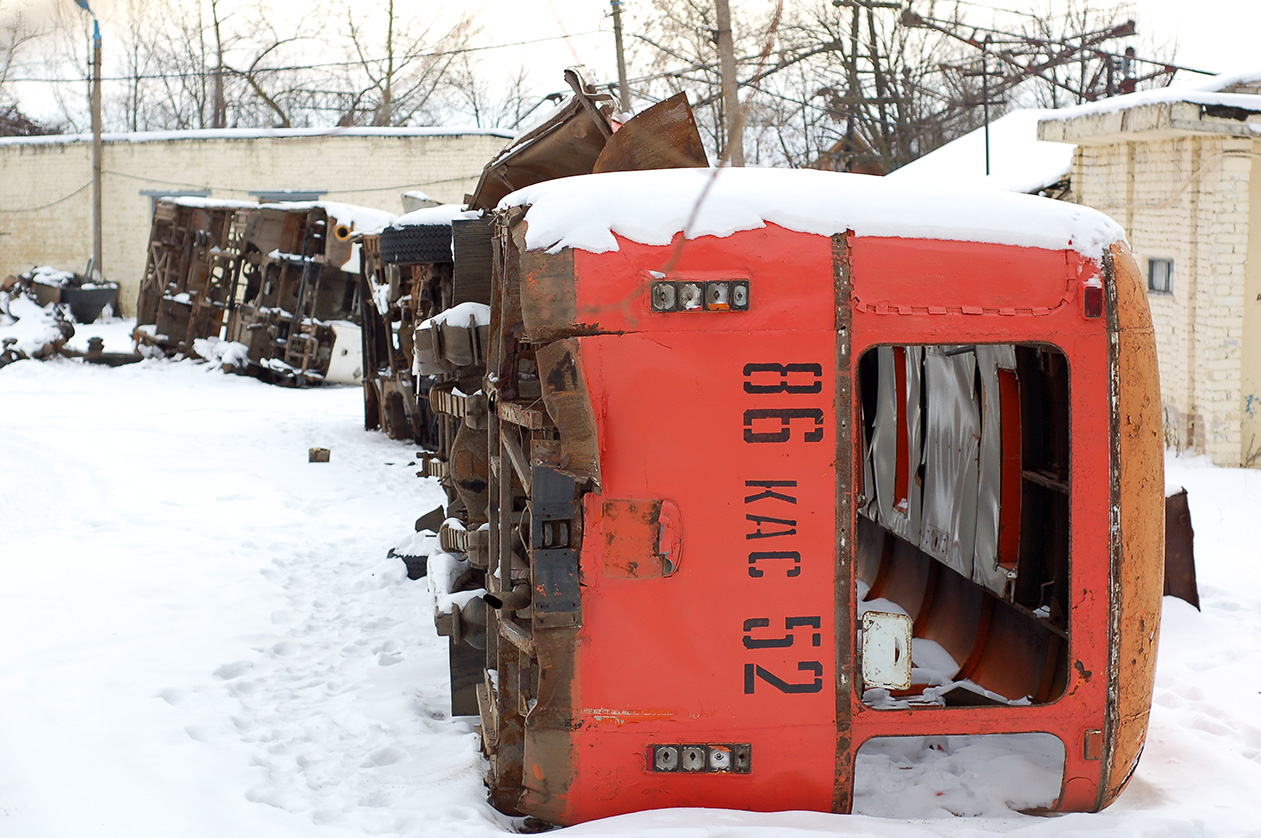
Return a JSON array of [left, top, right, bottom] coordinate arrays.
[[1040, 72, 1261, 468], [0, 127, 511, 315]]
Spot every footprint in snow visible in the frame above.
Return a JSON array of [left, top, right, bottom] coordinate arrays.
[[156, 687, 188, 706], [214, 660, 255, 680], [361, 746, 406, 767]]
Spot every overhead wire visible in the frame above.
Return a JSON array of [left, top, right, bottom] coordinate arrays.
[[2, 29, 605, 85]]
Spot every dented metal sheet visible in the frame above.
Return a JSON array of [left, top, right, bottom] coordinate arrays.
[[536, 339, 602, 487], [1163, 489, 1199, 609], [592, 92, 708, 174], [919, 347, 980, 578]]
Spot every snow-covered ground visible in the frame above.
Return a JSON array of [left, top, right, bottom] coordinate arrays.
[[1, 318, 1258, 837]]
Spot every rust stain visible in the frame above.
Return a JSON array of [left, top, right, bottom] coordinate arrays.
[[1101, 241, 1164, 808], [536, 340, 602, 488], [601, 500, 667, 579]]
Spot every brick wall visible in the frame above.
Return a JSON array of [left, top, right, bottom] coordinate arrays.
[[1073, 135, 1256, 467], [0, 130, 508, 316]]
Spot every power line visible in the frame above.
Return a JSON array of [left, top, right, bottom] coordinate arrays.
[[0, 181, 92, 213], [2, 29, 604, 86]]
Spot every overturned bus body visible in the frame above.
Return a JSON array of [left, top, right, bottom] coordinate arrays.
[[134, 198, 390, 385], [417, 167, 1164, 823]]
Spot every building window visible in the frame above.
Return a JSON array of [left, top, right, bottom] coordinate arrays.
[[1148, 258, 1174, 294]]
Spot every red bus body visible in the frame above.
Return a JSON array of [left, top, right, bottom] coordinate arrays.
[[423, 170, 1164, 824]]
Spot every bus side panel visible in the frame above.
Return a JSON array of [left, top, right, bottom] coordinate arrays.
[[562, 327, 841, 822]]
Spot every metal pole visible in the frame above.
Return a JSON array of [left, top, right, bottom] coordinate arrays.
[[611, 1, 632, 112], [90, 17, 103, 281], [981, 34, 990, 177], [715, 0, 742, 165]]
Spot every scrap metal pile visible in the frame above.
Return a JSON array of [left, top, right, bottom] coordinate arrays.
[[0, 268, 135, 369], [359, 70, 706, 446], [134, 198, 392, 386]]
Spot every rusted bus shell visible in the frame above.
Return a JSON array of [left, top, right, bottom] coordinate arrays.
[[478, 214, 1164, 824], [1100, 241, 1165, 806], [134, 198, 368, 386]]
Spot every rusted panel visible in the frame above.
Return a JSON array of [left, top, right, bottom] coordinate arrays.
[[1100, 241, 1165, 808], [1163, 490, 1199, 609], [519, 626, 579, 822], [467, 71, 616, 212], [449, 421, 490, 523], [592, 93, 709, 174], [535, 339, 602, 488], [600, 499, 683, 578], [496, 400, 546, 430], [513, 220, 580, 342], [832, 231, 855, 814]]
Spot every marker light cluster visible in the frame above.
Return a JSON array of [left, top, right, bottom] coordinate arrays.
[[650, 743, 752, 773], [651, 279, 750, 313]]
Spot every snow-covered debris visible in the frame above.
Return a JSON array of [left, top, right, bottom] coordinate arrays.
[[401, 191, 440, 212], [170, 196, 260, 211], [0, 294, 73, 357], [389, 204, 479, 231], [192, 337, 251, 370], [420, 302, 490, 331], [248, 200, 396, 236], [886, 109, 1074, 194], [501, 167, 1126, 261]]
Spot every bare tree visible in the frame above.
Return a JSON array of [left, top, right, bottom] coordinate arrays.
[[443, 54, 536, 129], [0, 4, 57, 136], [621, 0, 1176, 174], [0, 1, 40, 101], [339, 0, 475, 126]]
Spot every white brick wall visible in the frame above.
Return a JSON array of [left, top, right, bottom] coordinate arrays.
[[1072, 135, 1258, 467], [0, 130, 509, 315]]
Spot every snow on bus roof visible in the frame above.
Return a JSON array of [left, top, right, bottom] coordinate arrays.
[[501, 167, 1125, 261]]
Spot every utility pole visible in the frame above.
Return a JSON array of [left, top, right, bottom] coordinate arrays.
[[714, 0, 742, 165], [611, 1, 632, 112], [76, 0, 104, 281]]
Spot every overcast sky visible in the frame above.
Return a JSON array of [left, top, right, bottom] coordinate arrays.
[[6, 0, 1258, 123], [397, 0, 1258, 94]]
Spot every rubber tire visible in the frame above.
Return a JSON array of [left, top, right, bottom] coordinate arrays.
[[379, 223, 453, 265]]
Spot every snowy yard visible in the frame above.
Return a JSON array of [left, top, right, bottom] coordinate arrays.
[[1, 321, 1258, 837]]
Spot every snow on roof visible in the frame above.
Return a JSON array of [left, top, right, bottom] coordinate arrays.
[[168, 196, 261, 210], [885, 109, 1073, 195], [390, 204, 479, 230], [298, 201, 396, 232], [501, 167, 1125, 261], [0, 125, 513, 148], [1042, 70, 1261, 122]]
